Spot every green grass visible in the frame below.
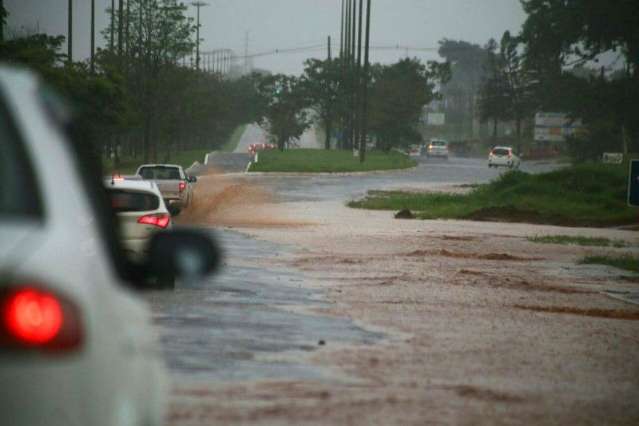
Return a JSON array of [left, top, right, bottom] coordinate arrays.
[[104, 157, 141, 175], [580, 255, 639, 273], [349, 163, 636, 227], [528, 235, 628, 248], [249, 149, 416, 173], [220, 124, 248, 152]]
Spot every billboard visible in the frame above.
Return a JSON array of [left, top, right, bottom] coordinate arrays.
[[534, 112, 583, 142], [426, 112, 446, 126]]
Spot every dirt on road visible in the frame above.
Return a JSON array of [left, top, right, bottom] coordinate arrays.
[[172, 176, 639, 426]]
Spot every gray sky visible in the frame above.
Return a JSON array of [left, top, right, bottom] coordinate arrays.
[[5, 0, 527, 75]]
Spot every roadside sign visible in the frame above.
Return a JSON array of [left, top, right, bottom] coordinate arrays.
[[603, 153, 623, 164], [629, 160, 639, 207]]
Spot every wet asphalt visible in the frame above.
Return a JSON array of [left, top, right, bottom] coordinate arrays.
[[148, 156, 560, 384]]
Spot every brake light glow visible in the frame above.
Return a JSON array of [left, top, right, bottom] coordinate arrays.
[[137, 213, 171, 228], [179, 181, 186, 193], [5, 289, 62, 344], [1, 287, 83, 351]]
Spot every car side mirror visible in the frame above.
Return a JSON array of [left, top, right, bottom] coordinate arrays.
[[187, 176, 197, 183], [146, 229, 221, 283]]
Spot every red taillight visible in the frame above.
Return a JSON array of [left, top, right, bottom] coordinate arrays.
[[179, 181, 186, 193], [1, 287, 83, 351], [137, 213, 171, 228]]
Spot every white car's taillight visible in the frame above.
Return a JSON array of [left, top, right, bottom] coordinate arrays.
[[179, 181, 186, 193], [0, 286, 83, 352], [138, 213, 171, 229]]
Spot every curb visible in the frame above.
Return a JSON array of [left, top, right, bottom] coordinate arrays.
[[244, 165, 418, 177]]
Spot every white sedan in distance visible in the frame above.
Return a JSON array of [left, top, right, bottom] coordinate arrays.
[[488, 146, 521, 169]]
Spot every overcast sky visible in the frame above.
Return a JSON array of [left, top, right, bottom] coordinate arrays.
[[5, 0, 527, 75]]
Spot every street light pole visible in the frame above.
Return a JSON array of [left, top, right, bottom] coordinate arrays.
[[192, 1, 208, 71], [110, 0, 115, 50]]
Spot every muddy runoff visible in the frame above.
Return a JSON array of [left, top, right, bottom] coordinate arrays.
[[177, 171, 312, 229], [169, 173, 639, 426]]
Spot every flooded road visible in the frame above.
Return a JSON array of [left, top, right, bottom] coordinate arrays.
[[145, 155, 639, 425], [148, 229, 381, 384]]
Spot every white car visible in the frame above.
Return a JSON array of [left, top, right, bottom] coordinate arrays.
[[136, 164, 196, 214], [488, 146, 521, 169], [424, 139, 449, 159], [0, 67, 218, 426], [105, 177, 172, 261]]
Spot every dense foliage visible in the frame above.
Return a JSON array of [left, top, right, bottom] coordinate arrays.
[[0, 0, 262, 166], [478, 0, 639, 161]]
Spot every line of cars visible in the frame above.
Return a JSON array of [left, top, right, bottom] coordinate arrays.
[[418, 138, 522, 169], [0, 67, 218, 426]]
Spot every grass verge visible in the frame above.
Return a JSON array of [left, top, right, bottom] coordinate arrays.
[[220, 124, 248, 152], [580, 255, 639, 273], [104, 148, 210, 175], [349, 163, 636, 227], [249, 149, 416, 173], [528, 235, 628, 248]]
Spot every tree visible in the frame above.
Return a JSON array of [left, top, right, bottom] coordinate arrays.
[[438, 39, 493, 135], [478, 38, 511, 139], [300, 58, 343, 150], [520, 0, 639, 159], [257, 74, 311, 151], [103, 0, 196, 162], [369, 58, 449, 151]]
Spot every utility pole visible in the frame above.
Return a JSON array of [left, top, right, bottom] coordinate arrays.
[[192, 1, 208, 71], [125, 0, 130, 58], [350, 0, 357, 151], [90, 0, 95, 71], [360, 0, 371, 163], [339, 0, 344, 59], [356, 0, 363, 155], [344, 0, 352, 149], [110, 0, 115, 50], [1, 0, 5, 43], [326, 35, 332, 150], [118, 0, 124, 56], [244, 31, 250, 74], [68, 0, 73, 62]]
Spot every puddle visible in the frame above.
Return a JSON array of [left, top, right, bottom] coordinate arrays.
[[147, 229, 382, 383]]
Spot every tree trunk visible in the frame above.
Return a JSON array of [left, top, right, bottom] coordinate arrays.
[[325, 119, 332, 150], [516, 117, 522, 155], [493, 118, 498, 140], [143, 115, 151, 163], [622, 125, 629, 158]]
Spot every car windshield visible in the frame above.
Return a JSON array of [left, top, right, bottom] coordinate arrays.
[[4, 1, 638, 424], [108, 190, 159, 213], [139, 167, 181, 180]]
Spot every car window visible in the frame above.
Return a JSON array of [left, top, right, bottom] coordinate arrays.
[[431, 141, 447, 147], [139, 166, 181, 180], [492, 148, 510, 156], [108, 190, 160, 213], [0, 93, 43, 219]]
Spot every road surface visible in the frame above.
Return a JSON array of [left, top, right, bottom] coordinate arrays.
[[156, 156, 639, 425]]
